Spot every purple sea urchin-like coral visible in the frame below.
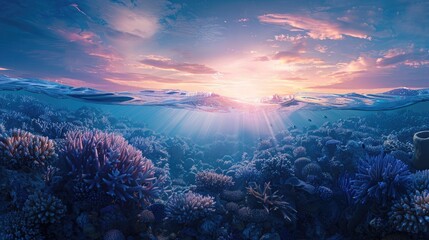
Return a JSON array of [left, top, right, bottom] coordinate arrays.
[[195, 171, 234, 192], [351, 154, 411, 206], [165, 191, 215, 224], [63, 130, 159, 203], [0, 129, 56, 170]]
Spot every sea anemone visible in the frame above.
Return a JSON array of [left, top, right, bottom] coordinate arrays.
[[0, 129, 56, 170], [351, 154, 411, 206], [165, 191, 215, 224], [195, 171, 234, 192], [63, 130, 159, 203]]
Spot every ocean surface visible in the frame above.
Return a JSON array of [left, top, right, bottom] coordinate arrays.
[[0, 75, 429, 239]]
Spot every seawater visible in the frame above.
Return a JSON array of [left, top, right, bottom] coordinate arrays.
[[0, 75, 429, 239]]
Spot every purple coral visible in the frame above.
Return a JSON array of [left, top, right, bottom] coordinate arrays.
[[0, 129, 56, 170], [63, 130, 159, 203], [351, 154, 411, 206], [195, 171, 234, 192], [165, 191, 215, 223]]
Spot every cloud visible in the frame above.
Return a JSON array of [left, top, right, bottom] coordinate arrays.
[[253, 56, 270, 62], [272, 51, 323, 64], [376, 49, 429, 68], [274, 34, 307, 42], [0, 67, 9, 71], [140, 57, 217, 74], [258, 13, 370, 40]]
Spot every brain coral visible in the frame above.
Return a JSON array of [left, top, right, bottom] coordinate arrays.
[[63, 130, 159, 203]]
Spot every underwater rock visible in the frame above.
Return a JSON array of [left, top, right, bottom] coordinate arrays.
[[237, 207, 270, 223], [413, 131, 429, 170], [259, 232, 281, 240], [138, 210, 155, 224], [221, 190, 245, 202], [103, 229, 125, 240]]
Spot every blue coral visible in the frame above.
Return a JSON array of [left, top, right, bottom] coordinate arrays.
[[389, 190, 429, 233], [63, 130, 159, 203], [351, 154, 411, 206], [0, 212, 42, 240], [165, 191, 215, 224], [23, 191, 66, 225]]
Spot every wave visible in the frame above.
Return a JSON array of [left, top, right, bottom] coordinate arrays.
[[1, 75, 428, 112]]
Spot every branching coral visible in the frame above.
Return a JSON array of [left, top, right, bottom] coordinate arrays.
[[246, 182, 296, 222], [351, 154, 411, 206], [389, 190, 429, 233], [0, 129, 56, 170], [23, 191, 66, 225], [0, 212, 42, 240], [195, 171, 234, 192], [165, 191, 215, 224], [63, 130, 159, 203]]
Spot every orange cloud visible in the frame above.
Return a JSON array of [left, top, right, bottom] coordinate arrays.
[[258, 14, 370, 40]]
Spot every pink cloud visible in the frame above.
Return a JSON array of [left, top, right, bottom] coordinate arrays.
[[140, 58, 217, 74], [272, 51, 323, 64], [258, 14, 370, 40], [253, 56, 270, 62], [0, 67, 9, 71], [376, 49, 429, 68]]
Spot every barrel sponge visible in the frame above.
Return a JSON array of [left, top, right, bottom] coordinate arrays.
[[413, 131, 429, 170]]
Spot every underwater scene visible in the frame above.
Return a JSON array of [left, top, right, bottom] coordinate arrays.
[[1, 0, 429, 239], [1, 77, 429, 240]]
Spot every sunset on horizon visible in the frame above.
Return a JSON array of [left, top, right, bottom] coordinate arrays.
[[1, 0, 428, 98]]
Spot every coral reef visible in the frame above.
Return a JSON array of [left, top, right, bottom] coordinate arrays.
[[165, 191, 215, 224], [195, 171, 234, 192], [351, 154, 411, 206], [0, 129, 56, 170], [62, 130, 159, 203]]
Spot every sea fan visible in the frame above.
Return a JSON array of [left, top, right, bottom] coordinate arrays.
[[351, 154, 411, 206]]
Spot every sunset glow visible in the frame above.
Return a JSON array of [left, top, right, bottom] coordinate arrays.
[[0, 0, 428, 98]]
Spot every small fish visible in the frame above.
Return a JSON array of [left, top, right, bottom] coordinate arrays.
[[308, 119, 312, 122], [362, 143, 366, 149], [324, 115, 328, 119]]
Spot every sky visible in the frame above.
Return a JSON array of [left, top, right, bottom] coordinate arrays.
[[0, 0, 428, 98]]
